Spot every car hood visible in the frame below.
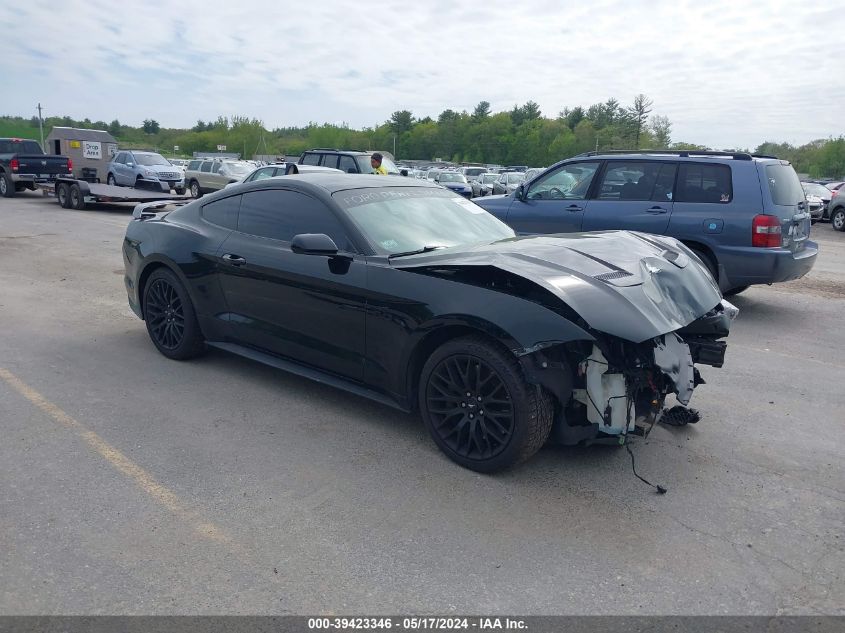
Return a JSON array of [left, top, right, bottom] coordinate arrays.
[[146, 164, 181, 174], [393, 231, 723, 343]]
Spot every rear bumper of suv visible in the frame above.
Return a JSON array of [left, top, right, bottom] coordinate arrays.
[[717, 241, 818, 290]]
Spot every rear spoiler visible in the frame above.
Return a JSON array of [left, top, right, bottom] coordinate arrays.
[[132, 199, 190, 220]]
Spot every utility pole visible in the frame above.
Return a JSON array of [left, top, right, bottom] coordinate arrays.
[[37, 103, 45, 151], [393, 135, 396, 159], [595, 136, 599, 153]]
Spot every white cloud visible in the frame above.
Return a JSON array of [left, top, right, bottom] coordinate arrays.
[[2, 0, 842, 149]]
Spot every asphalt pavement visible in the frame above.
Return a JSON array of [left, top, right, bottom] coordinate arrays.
[[0, 192, 843, 615]]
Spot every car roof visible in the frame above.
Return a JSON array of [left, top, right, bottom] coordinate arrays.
[[240, 173, 438, 194], [304, 148, 369, 156]]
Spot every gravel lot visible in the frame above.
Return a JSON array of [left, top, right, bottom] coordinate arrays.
[[1, 192, 843, 615]]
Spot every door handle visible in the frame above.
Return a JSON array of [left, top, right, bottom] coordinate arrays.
[[566, 204, 583, 212], [222, 253, 247, 266], [647, 206, 668, 214]]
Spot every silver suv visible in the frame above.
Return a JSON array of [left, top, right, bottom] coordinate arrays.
[[106, 151, 185, 193], [184, 159, 255, 197]]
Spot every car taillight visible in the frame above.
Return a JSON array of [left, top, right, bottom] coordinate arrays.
[[752, 214, 782, 248], [67, 158, 73, 172], [10, 158, 19, 171]]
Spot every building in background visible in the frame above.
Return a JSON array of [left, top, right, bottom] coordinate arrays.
[[44, 127, 118, 181]]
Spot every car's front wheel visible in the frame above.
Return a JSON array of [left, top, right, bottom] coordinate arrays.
[[832, 208, 845, 232], [190, 180, 202, 198], [419, 335, 553, 472], [142, 268, 206, 360], [107, 173, 117, 186]]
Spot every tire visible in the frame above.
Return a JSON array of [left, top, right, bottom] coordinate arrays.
[[689, 246, 717, 281], [69, 184, 85, 210], [135, 176, 144, 189], [107, 173, 117, 186], [175, 187, 185, 195], [832, 208, 845, 232], [419, 335, 553, 473], [190, 180, 202, 198], [0, 172, 14, 198], [811, 219, 818, 225], [724, 285, 749, 297], [57, 182, 71, 208], [142, 268, 206, 360]]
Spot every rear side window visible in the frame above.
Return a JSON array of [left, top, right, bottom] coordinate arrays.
[[238, 190, 351, 249], [321, 154, 339, 169], [338, 155, 357, 173], [597, 161, 677, 201], [676, 163, 732, 203], [187, 160, 201, 170], [766, 164, 804, 206], [200, 162, 212, 173], [301, 153, 321, 166], [0, 139, 42, 153], [201, 195, 240, 229], [211, 163, 221, 174]]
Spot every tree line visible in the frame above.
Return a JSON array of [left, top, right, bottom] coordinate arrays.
[[2, 93, 842, 177]]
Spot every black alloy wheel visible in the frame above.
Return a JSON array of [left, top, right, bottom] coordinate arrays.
[[426, 353, 516, 462], [419, 336, 553, 472], [142, 268, 205, 360]]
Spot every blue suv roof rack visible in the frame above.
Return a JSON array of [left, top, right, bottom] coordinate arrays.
[[575, 149, 779, 161]]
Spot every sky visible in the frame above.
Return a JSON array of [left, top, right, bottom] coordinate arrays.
[[2, 0, 843, 150]]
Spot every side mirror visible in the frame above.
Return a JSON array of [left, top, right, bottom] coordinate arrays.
[[291, 233, 339, 256], [516, 184, 526, 200], [127, 162, 135, 167]]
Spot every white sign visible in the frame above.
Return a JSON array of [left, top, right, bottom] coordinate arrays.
[[173, 145, 179, 151], [107, 144, 118, 158], [217, 144, 227, 151], [83, 141, 102, 159]]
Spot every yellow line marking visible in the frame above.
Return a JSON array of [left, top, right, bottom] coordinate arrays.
[[0, 367, 229, 543], [730, 344, 845, 371]]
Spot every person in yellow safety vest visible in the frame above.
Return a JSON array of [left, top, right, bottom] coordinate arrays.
[[370, 152, 388, 175]]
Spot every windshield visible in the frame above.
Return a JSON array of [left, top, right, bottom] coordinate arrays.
[[333, 187, 514, 255], [356, 154, 399, 174], [439, 173, 467, 183], [220, 162, 253, 177], [801, 182, 829, 197], [506, 173, 524, 184], [135, 153, 171, 166]]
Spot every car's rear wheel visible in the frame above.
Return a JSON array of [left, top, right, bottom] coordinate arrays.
[[142, 268, 206, 360], [419, 335, 553, 472], [832, 209, 845, 232], [0, 172, 14, 198], [190, 180, 202, 198]]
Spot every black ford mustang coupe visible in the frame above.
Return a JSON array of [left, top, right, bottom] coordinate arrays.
[[123, 174, 735, 472]]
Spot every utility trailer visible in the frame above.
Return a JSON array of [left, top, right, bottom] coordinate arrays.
[[37, 177, 191, 210]]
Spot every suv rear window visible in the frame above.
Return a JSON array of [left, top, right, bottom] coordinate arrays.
[[676, 163, 732, 203], [766, 164, 804, 206]]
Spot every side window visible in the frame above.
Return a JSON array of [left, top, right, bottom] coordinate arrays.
[[201, 195, 240, 230], [676, 164, 733, 203], [248, 167, 275, 182], [321, 154, 339, 169], [187, 160, 201, 171], [114, 153, 125, 164], [125, 153, 135, 166], [301, 153, 321, 166], [527, 162, 600, 200], [200, 161, 212, 173], [238, 190, 352, 250], [211, 162, 222, 174], [338, 156, 357, 173], [597, 161, 677, 201]]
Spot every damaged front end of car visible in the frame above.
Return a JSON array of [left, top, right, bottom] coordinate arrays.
[[519, 298, 737, 446], [397, 231, 738, 446]]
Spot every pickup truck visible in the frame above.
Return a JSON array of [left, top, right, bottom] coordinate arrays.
[[0, 138, 72, 197]]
